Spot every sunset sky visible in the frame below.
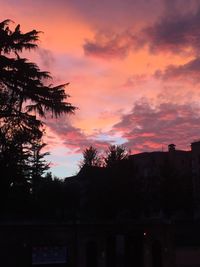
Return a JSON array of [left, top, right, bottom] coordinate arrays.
[[2, 0, 200, 178]]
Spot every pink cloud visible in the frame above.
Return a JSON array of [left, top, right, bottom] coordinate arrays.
[[46, 117, 110, 153], [82, 0, 200, 59], [82, 1, 200, 59], [83, 30, 136, 59], [155, 57, 200, 82], [113, 99, 200, 152]]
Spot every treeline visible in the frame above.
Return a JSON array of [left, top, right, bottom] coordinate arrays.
[[1, 172, 79, 220], [79, 145, 130, 168]]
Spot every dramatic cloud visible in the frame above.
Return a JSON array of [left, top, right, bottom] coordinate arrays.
[[82, 0, 200, 59], [113, 99, 200, 152], [143, 2, 200, 54], [155, 57, 200, 82], [46, 117, 110, 153], [83, 31, 136, 59]]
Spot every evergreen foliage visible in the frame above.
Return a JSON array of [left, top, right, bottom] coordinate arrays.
[[104, 145, 129, 167], [80, 146, 101, 168], [0, 19, 75, 197]]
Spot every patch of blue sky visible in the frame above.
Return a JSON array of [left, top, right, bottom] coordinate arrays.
[[96, 133, 127, 145], [45, 147, 82, 179]]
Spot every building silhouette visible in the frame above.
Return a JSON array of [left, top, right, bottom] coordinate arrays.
[[2, 141, 200, 266]]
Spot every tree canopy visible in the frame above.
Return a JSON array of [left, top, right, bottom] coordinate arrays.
[[80, 146, 101, 168], [0, 19, 76, 193], [104, 145, 129, 167]]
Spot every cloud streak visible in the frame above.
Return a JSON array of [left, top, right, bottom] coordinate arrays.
[[83, 31, 136, 59], [155, 57, 200, 82], [113, 99, 200, 152], [46, 117, 110, 153]]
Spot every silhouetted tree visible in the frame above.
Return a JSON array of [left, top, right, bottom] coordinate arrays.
[[0, 19, 76, 195], [29, 142, 50, 196], [104, 145, 129, 167], [35, 176, 64, 219], [80, 146, 101, 168]]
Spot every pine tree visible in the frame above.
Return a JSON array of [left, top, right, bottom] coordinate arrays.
[[104, 145, 129, 167], [0, 20, 76, 192], [80, 146, 101, 168]]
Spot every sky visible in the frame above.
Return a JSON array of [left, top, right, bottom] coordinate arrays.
[[2, 0, 200, 178]]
